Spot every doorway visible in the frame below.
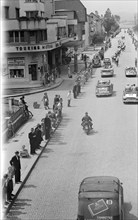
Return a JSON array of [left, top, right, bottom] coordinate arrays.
[[29, 64, 37, 80]]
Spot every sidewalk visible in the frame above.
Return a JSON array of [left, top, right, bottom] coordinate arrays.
[[2, 58, 86, 216], [3, 60, 86, 98]]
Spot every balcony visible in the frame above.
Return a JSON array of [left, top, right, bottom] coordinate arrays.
[[3, 18, 47, 31]]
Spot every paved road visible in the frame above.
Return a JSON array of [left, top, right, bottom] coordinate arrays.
[[7, 31, 138, 220]]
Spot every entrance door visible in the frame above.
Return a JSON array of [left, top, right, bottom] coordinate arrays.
[[29, 64, 37, 80]]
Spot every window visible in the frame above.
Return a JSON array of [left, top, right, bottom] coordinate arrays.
[[9, 32, 14, 43], [25, 0, 38, 2], [26, 11, 38, 18], [41, 11, 44, 17], [15, 31, 19, 42], [4, 7, 9, 19], [9, 69, 25, 78], [20, 31, 25, 42], [44, 30, 47, 41], [15, 8, 20, 19]]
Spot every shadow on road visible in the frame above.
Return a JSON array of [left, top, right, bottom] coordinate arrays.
[[6, 199, 32, 219], [124, 202, 138, 220]]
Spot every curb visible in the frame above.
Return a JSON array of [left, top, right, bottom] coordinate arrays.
[[3, 79, 64, 99], [4, 120, 61, 216]]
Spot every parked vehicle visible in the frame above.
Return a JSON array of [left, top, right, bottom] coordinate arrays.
[[125, 67, 137, 77], [92, 54, 102, 68], [101, 58, 114, 77], [123, 85, 138, 104], [77, 176, 124, 220], [96, 80, 113, 97]]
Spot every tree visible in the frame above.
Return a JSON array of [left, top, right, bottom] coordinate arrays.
[[103, 8, 120, 35], [114, 15, 120, 23]]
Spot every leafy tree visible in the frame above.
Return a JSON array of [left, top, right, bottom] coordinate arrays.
[[103, 8, 120, 35], [114, 15, 120, 23], [91, 33, 105, 44]]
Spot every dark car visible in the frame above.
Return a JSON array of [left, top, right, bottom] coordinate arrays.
[[92, 54, 102, 68], [77, 176, 124, 220]]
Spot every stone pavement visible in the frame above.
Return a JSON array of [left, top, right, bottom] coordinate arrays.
[[2, 58, 87, 216]]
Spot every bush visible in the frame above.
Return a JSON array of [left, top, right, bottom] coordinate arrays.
[[91, 33, 105, 44]]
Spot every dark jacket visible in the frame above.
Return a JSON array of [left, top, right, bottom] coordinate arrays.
[[44, 117, 51, 130], [28, 132, 36, 145], [10, 155, 21, 170]]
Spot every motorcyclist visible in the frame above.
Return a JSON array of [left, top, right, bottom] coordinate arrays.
[[81, 112, 93, 129]]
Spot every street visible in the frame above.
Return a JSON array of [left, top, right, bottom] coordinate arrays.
[[7, 30, 138, 220]]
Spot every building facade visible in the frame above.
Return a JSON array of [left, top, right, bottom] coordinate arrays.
[[2, 0, 87, 86]]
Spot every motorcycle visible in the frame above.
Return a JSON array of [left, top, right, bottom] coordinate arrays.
[[82, 122, 92, 135]]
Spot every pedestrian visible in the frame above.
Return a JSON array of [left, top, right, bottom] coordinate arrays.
[[67, 90, 72, 107], [10, 151, 21, 184], [28, 128, 37, 154], [135, 58, 137, 67], [44, 114, 51, 140], [73, 84, 77, 98], [20, 145, 29, 158], [42, 92, 49, 109], [53, 94, 60, 110], [2, 174, 8, 207], [67, 65, 72, 78], [116, 56, 119, 66], [6, 165, 14, 202], [35, 124, 43, 149]]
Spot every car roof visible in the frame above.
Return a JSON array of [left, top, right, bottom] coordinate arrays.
[[104, 58, 111, 61], [126, 67, 136, 70], [97, 80, 110, 85], [79, 176, 120, 193]]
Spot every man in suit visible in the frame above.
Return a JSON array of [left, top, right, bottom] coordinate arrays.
[[10, 151, 21, 184], [44, 114, 51, 140], [28, 128, 37, 154]]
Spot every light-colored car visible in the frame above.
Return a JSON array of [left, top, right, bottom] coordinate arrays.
[[123, 85, 138, 103], [96, 79, 113, 96], [101, 58, 114, 77], [125, 67, 137, 77], [77, 176, 124, 220]]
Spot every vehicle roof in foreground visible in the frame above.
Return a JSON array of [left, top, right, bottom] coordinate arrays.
[[79, 176, 120, 196]]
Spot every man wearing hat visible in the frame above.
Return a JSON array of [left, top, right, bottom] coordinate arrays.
[[10, 151, 21, 184]]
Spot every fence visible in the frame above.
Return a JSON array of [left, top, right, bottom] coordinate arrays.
[[3, 107, 28, 142]]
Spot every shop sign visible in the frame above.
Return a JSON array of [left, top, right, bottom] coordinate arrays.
[[8, 57, 25, 66], [6, 41, 62, 53]]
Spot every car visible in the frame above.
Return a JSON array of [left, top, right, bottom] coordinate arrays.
[[101, 58, 114, 77], [92, 54, 102, 68], [96, 79, 113, 96], [123, 85, 138, 103], [77, 176, 124, 220], [125, 67, 137, 77]]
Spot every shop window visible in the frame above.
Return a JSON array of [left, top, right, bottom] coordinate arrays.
[[9, 69, 25, 78], [9, 31, 14, 43], [15, 31, 19, 42]]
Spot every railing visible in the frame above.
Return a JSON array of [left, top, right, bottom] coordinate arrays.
[[3, 107, 28, 142]]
